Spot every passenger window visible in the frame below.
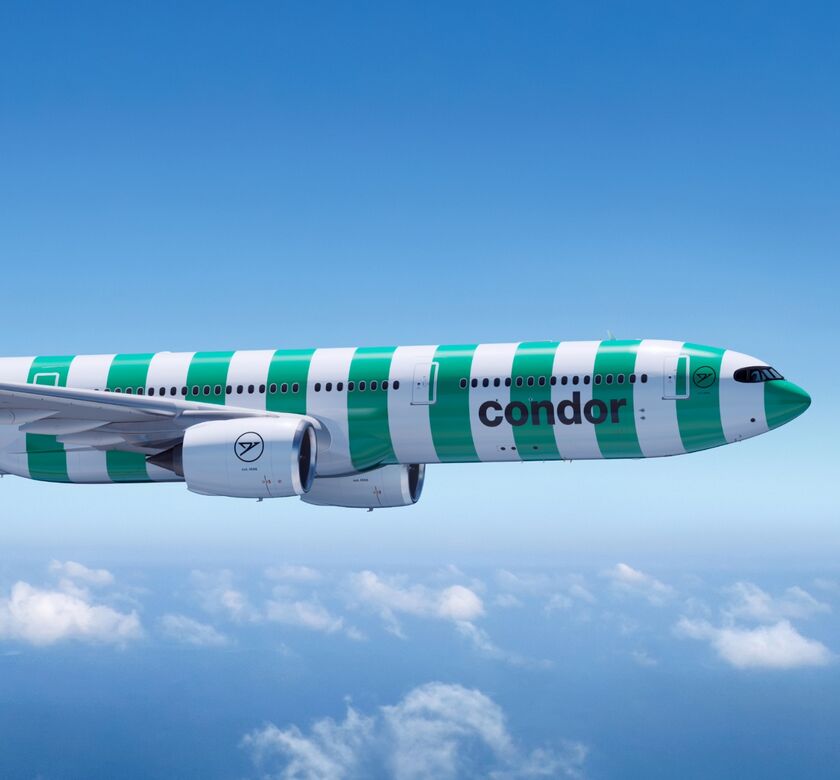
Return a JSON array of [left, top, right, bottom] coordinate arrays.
[[203, 386, 211, 396], [617, 374, 624, 384], [493, 378, 500, 388], [471, 378, 478, 388], [641, 374, 648, 383], [125, 388, 132, 394], [482, 378, 489, 388], [281, 383, 288, 393], [460, 378, 467, 389], [259, 384, 265, 394], [148, 388, 155, 396], [393, 380, 400, 390], [348, 381, 355, 392], [214, 385, 221, 395], [371, 381, 378, 391], [515, 377, 523, 387], [237, 385, 243, 394], [605, 375, 613, 385], [594, 375, 602, 385], [584, 376, 591, 385], [527, 376, 534, 387], [292, 383, 300, 393], [181, 387, 187, 396], [192, 386, 199, 395], [226, 385, 233, 395], [572, 376, 579, 385], [314, 382, 322, 392], [325, 382, 332, 392], [629, 374, 636, 384], [337, 382, 344, 391], [505, 377, 512, 387], [359, 381, 366, 391], [382, 381, 388, 390], [561, 376, 568, 385]]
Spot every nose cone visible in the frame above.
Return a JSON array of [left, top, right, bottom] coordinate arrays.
[[765, 381, 811, 429]]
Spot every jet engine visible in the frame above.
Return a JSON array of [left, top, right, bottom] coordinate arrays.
[[301, 463, 425, 509], [156, 416, 317, 498]]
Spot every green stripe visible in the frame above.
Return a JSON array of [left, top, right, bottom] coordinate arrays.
[[26, 356, 74, 483], [510, 341, 561, 460], [348, 347, 397, 470], [105, 353, 155, 482], [185, 352, 235, 406], [429, 345, 478, 463], [266, 349, 314, 414], [593, 340, 643, 458], [676, 343, 727, 452]]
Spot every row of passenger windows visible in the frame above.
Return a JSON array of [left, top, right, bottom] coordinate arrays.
[[106, 383, 300, 396], [103, 380, 402, 396], [459, 373, 648, 389], [313, 380, 399, 392]]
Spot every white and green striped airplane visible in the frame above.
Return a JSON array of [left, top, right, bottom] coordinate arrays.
[[0, 340, 809, 508]]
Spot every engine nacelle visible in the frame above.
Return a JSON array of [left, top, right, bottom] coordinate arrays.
[[301, 464, 425, 509], [181, 416, 316, 498]]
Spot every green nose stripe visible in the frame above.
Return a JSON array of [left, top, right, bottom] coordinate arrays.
[[764, 381, 811, 429]]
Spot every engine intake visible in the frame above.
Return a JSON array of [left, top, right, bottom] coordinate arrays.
[[174, 416, 316, 498]]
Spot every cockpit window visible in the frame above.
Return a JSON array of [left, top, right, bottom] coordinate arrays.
[[734, 366, 785, 383]]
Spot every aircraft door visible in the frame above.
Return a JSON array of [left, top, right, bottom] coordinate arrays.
[[411, 362, 438, 405], [663, 354, 690, 400]]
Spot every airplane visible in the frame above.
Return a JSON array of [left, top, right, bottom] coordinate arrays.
[[0, 340, 810, 509]]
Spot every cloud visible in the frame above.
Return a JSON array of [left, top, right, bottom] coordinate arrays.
[[603, 564, 675, 606], [266, 565, 323, 584], [191, 570, 261, 623], [266, 598, 345, 635], [347, 572, 484, 630], [159, 614, 231, 647], [242, 682, 587, 780], [675, 618, 833, 669], [630, 649, 658, 668], [454, 622, 551, 670], [0, 581, 142, 646], [49, 560, 114, 586], [723, 582, 830, 623]]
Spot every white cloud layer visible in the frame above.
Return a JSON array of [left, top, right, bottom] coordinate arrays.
[[0, 580, 141, 646], [159, 613, 231, 647], [723, 582, 830, 623], [49, 559, 115, 586], [604, 563, 675, 606], [242, 682, 587, 780], [675, 618, 833, 669], [347, 571, 484, 632]]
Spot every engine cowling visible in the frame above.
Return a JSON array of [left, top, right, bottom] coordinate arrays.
[[181, 416, 316, 498], [301, 464, 425, 509]]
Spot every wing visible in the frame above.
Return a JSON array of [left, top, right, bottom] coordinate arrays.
[[0, 382, 325, 455]]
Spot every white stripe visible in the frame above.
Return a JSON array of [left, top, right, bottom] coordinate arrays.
[[65, 354, 115, 483], [145, 352, 196, 481], [226, 349, 276, 410], [387, 345, 440, 464], [0, 356, 35, 477], [719, 349, 769, 443], [468, 343, 520, 462], [307, 348, 355, 476], [633, 340, 686, 457], [551, 341, 602, 459]]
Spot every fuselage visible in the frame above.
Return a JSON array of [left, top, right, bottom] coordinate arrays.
[[0, 340, 810, 484]]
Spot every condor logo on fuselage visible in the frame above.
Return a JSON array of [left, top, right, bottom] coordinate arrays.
[[478, 392, 627, 428]]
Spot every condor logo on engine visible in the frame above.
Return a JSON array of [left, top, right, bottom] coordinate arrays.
[[234, 432, 265, 463]]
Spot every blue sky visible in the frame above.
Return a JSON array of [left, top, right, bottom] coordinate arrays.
[[0, 1, 838, 777]]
